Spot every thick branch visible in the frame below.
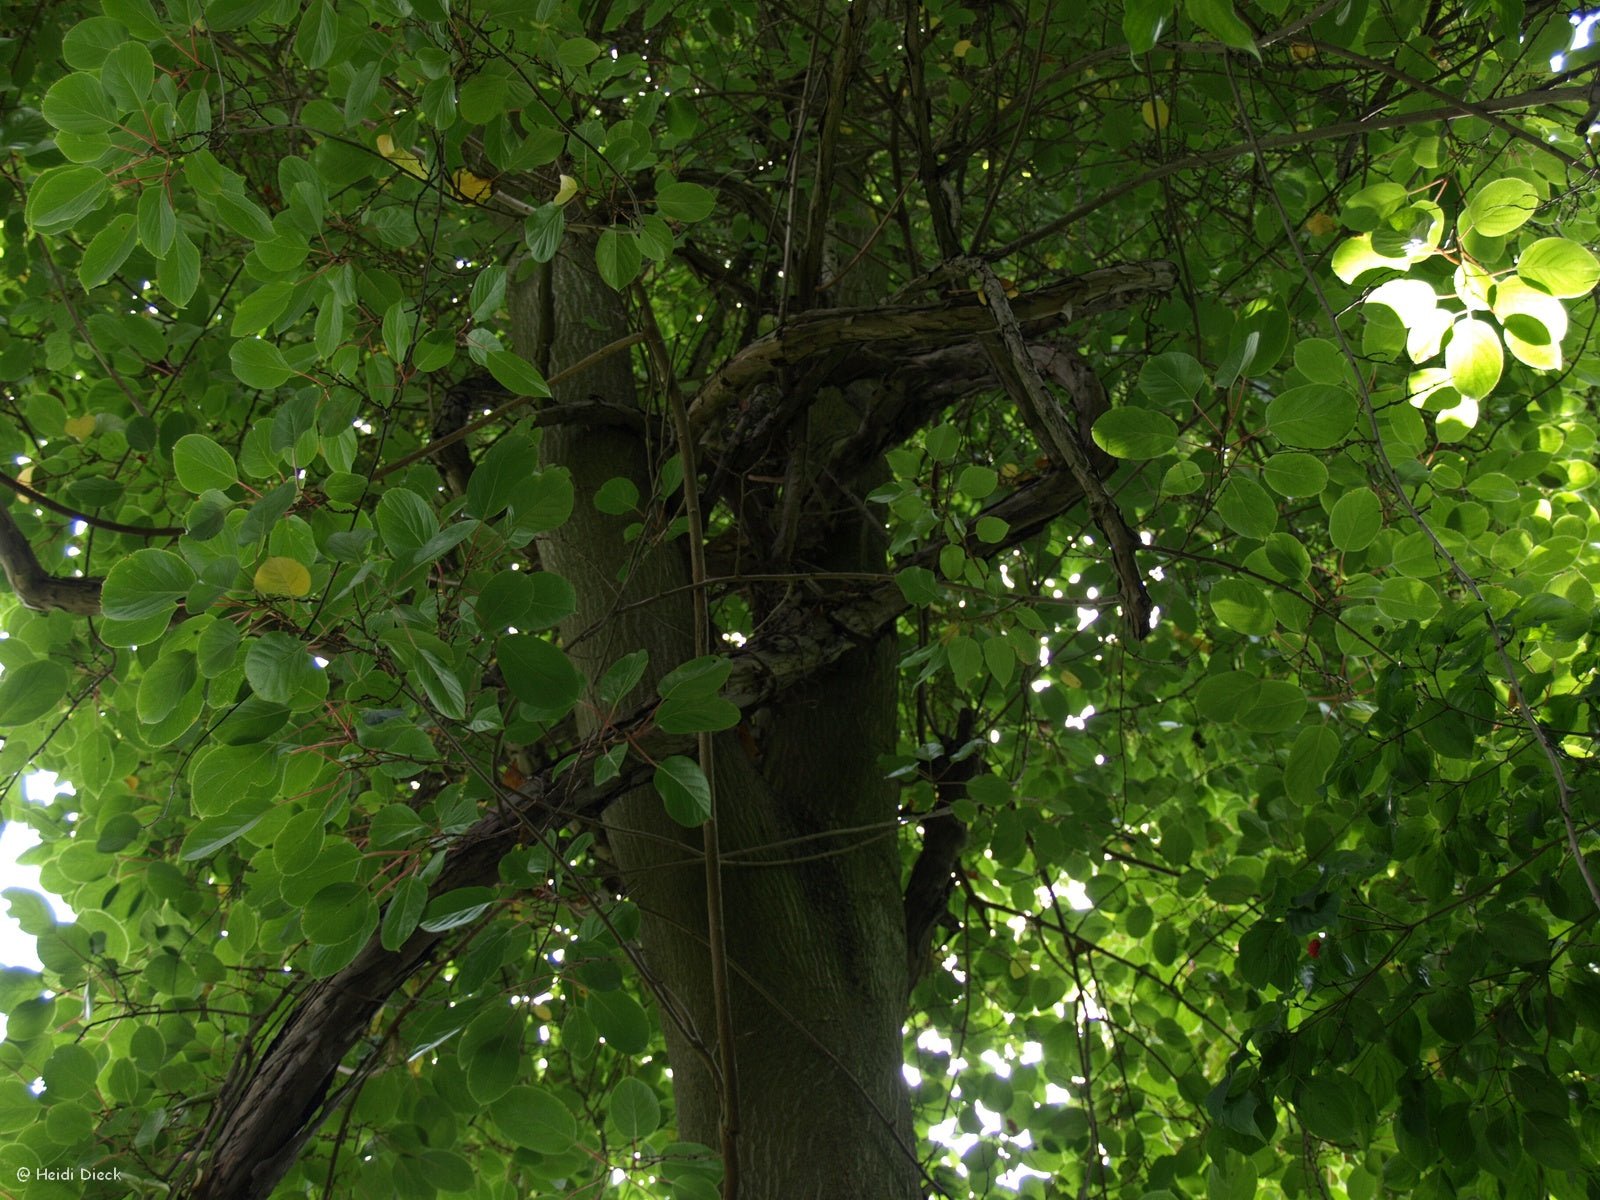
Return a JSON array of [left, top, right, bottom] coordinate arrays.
[[903, 711, 979, 990], [0, 504, 105, 616], [687, 262, 1178, 431]]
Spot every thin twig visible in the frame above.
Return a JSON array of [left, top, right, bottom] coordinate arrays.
[[0, 469, 184, 538]]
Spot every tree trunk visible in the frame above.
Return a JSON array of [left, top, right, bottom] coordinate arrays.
[[513, 245, 918, 1198]]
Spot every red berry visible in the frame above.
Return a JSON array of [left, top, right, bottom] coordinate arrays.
[[1307, 937, 1322, 959]]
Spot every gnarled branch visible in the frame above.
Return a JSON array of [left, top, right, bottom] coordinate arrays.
[[687, 261, 1178, 432]]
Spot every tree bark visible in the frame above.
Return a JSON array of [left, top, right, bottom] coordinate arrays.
[[513, 243, 919, 1198]]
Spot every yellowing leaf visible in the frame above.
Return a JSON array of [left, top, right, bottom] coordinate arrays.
[[377, 134, 427, 181], [1303, 212, 1337, 237], [1141, 97, 1170, 131], [253, 556, 312, 598], [65, 414, 97, 441], [451, 168, 494, 204], [553, 174, 579, 206], [953, 38, 974, 58]]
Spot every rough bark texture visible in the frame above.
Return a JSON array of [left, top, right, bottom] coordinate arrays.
[[512, 242, 919, 1199]]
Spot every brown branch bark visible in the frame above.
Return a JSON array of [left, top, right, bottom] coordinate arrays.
[[686, 261, 1178, 432], [0, 503, 106, 615]]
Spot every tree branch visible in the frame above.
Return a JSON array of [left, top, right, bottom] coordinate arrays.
[[904, 710, 979, 990], [0, 503, 106, 616], [687, 262, 1178, 432], [0, 470, 184, 539], [972, 264, 1153, 640]]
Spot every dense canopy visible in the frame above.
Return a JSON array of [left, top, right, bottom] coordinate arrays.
[[1, 0, 1599, 1197]]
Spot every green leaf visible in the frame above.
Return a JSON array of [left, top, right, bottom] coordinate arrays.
[[1294, 338, 1346, 384], [522, 572, 575, 630], [524, 203, 565, 263], [180, 799, 271, 860], [656, 693, 741, 733], [656, 181, 715, 222], [557, 36, 602, 69], [244, 632, 320, 704], [658, 656, 733, 700], [956, 465, 998, 499], [1296, 1074, 1363, 1142], [947, 633, 982, 686], [485, 349, 549, 398], [1445, 318, 1503, 400], [78, 213, 138, 289], [497, 634, 583, 720], [595, 476, 640, 515], [608, 1077, 661, 1140], [101, 548, 195, 621], [1091, 408, 1177, 458], [190, 743, 281, 816], [214, 190, 274, 241], [294, 0, 337, 68], [1284, 725, 1340, 804], [1265, 384, 1357, 449], [1123, 0, 1171, 53], [303, 882, 376, 945], [0, 660, 69, 726], [466, 433, 535, 519], [477, 570, 533, 631], [896, 566, 939, 606], [25, 165, 109, 233], [596, 228, 644, 290], [587, 988, 651, 1054], [41, 73, 114, 133], [173, 434, 238, 493], [158, 227, 200, 307], [1483, 909, 1548, 963], [1214, 475, 1276, 539], [1331, 234, 1407, 284], [230, 338, 294, 389], [137, 651, 196, 724], [100, 43, 154, 109], [381, 876, 429, 951], [459, 72, 509, 125], [599, 650, 650, 711], [1328, 488, 1382, 552], [375, 488, 437, 558], [1463, 177, 1538, 237], [460, 1006, 522, 1103], [1376, 577, 1440, 623], [1209, 579, 1274, 635], [1516, 236, 1600, 298], [1137, 351, 1205, 405], [654, 755, 712, 826], [1184, 0, 1258, 56], [1162, 460, 1205, 495], [420, 887, 497, 932], [1261, 452, 1328, 497], [1237, 680, 1304, 732], [496, 1086, 577, 1152]]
